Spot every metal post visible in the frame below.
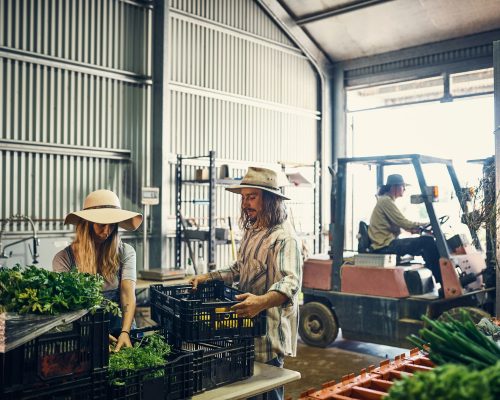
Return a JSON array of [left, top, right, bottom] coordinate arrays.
[[208, 150, 216, 271], [142, 204, 149, 270], [314, 160, 321, 253], [150, 0, 170, 269], [175, 155, 182, 269], [331, 160, 346, 291]]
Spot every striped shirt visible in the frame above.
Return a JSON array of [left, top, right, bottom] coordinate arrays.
[[214, 220, 303, 363]]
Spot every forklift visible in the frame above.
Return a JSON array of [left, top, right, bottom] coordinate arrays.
[[299, 154, 496, 348]]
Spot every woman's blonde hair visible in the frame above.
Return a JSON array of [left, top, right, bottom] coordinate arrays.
[[72, 220, 120, 283]]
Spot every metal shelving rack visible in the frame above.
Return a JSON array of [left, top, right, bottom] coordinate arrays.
[[175, 150, 216, 270]]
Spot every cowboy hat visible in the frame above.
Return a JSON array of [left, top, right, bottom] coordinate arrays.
[[64, 190, 143, 231], [385, 174, 410, 187], [226, 167, 290, 200]]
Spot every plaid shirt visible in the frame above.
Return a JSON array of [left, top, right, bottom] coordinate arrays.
[[213, 220, 303, 363]]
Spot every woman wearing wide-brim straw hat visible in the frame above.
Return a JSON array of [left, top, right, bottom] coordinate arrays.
[[52, 189, 143, 351]]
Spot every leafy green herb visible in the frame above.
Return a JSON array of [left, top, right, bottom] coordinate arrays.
[[408, 310, 500, 369], [109, 333, 171, 386], [386, 361, 500, 400], [0, 264, 120, 316]]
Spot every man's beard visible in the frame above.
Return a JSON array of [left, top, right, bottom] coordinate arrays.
[[243, 209, 257, 225]]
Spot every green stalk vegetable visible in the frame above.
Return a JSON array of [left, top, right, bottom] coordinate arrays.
[[411, 310, 500, 369]]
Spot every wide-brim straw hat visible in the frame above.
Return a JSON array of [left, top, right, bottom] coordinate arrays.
[[226, 167, 290, 200], [64, 189, 143, 231]]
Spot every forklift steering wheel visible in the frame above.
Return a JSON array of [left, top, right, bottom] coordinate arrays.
[[421, 215, 449, 233]]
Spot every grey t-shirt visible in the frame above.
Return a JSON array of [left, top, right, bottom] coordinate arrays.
[[52, 242, 137, 291]]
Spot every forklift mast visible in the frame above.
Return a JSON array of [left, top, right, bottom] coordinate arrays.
[[329, 154, 478, 292]]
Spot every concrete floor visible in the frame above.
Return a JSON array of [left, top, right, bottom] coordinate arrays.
[[283, 333, 408, 399]]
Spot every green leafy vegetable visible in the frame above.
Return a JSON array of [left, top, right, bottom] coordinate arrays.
[[408, 310, 500, 369], [109, 333, 171, 386], [0, 264, 120, 316], [386, 361, 500, 400]]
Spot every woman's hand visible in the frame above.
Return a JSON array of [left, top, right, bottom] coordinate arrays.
[[188, 273, 211, 290], [118, 279, 135, 351], [110, 331, 132, 352]]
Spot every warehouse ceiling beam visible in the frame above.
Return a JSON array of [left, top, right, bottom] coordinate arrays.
[[0, 47, 152, 85], [0, 139, 131, 160], [120, 0, 153, 8], [256, 0, 332, 76], [295, 0, 395, 26], [171, 9, 305, 57], [338, 29, 500, 87]]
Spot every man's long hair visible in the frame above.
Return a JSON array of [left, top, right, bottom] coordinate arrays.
[[378, 184, 392, 196], [239, 190, 287, 230], [72, 220, 120, 283]]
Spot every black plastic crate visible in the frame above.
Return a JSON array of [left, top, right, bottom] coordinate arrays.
[[0, 309, 109, 393], [108, 327, 194, 400], [150, 280, 266, 341], [2, 369, 108, 400], [182, 338, 255, 394]]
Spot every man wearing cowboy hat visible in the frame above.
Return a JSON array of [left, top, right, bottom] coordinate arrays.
[[53, 189, 143, 351], [190, 166, 303, 400], [368, 174, 441, 285]]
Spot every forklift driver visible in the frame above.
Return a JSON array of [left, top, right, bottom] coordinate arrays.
[[368, 174, 442, 286]]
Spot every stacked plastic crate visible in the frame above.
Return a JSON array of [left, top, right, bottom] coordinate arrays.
[[299, 349, 434, 400], [0, 309, 109, 400], [150, 280, 267, 394], [108, 326, 195, 400]]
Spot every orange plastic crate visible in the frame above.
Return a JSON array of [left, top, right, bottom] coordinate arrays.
[[299, 349, 435, 400]]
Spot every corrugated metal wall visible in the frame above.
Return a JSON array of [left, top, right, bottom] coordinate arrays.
[[0, 0, 321, 271], [166, 0, 320, 271], [0, 0, 152, 267]]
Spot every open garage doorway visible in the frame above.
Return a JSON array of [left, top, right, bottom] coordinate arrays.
[[344, 70, 494, 253]]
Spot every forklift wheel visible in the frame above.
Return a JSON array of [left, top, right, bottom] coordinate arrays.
[[299, 302, 338, 348]]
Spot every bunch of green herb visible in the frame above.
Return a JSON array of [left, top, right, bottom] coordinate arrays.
[[386, 361, 500, 400], [109, 333, 172, 386], [409, 310, 500, 369], [0, 265, 120, 316]]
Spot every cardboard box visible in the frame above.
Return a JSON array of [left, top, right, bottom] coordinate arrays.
[[195, 168, 209, 180], [354, 253, 397, 267]]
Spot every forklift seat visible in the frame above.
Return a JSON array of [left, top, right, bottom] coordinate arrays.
[[357, 221, 415, 265], [357, 221, 372, 253]]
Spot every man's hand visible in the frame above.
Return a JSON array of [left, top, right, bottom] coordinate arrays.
[[231, 291, 288, 318], [188, 273, 211, 290], [231, 293, 266, 318], [409, 226, 422, 235]]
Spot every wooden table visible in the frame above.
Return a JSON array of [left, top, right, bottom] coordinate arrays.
[[193, 362, 301, 400]]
